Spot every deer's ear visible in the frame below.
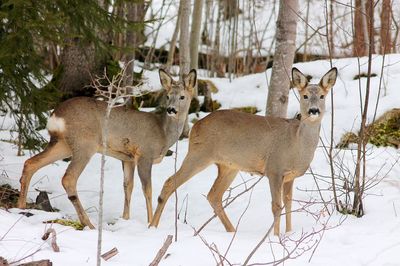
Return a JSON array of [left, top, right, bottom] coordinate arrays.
[[184, 69, 197, 93], [292, 67, 308, 91], [159, 69, 173, 92], [319, 67, 337, 92]]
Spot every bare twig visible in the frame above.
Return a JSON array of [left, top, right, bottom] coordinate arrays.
[[242, 219, 275, 266], [149, 235, 173, 266]]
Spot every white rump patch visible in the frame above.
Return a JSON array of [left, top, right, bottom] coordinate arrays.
[[46, 115, 66, 132]]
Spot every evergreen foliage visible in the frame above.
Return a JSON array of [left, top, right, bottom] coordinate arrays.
[[0, 0, 138, 153]]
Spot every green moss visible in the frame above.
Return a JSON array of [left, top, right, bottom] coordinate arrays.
[[233, 106, 259, 114], [336, 109, 400, 149], [336, 132, 359, 148], [368, 111, 400, 148], [44, 219, 85, 230]]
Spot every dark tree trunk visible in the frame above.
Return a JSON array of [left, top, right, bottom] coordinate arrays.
[[380, 0, 392, 54], [58, 38, 100, 98], [354, 0, 366, 56], [124, 0, 146, 86]]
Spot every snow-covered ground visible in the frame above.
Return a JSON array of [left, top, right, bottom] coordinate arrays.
[[1, 56, 399, 265]]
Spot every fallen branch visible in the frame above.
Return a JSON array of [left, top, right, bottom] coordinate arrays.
[[41, 229, 59, 252], [17, 260, 52, 266], [101, 247, 118, 261], [149, 235, 173, 266]]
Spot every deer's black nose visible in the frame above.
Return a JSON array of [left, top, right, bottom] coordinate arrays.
[[308, 108, 320, 115], [167, 107, 177, 114]]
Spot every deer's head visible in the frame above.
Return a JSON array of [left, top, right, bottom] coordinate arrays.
[[159, 69, 196, 119], [292, 67, 337, 122]]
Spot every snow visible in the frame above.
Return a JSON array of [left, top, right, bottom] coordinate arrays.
[[1, 55, 400, 265], [145, 0, 400, 57]]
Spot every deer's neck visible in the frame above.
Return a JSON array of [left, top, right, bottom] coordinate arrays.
[[297, 120, 321, 153], [160, 112, 187, 151]]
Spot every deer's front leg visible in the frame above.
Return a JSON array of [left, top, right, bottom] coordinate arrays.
[[268, 174, 283, 236], [283, 179, 294, 233], [138, 157, 153, 223], [122, 160, 135, 220]]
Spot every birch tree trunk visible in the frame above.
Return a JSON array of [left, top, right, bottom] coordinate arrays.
[[265, 0, 299, 117], [190, 0, 204, 72], [179, 0, 191, 77], [179, 0, 191, 137]]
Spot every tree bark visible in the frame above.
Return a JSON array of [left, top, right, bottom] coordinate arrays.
[[58, 38, 98, 97], [190, 0, 204, 72], [179, 0, 191, 77], [166, 6, 182, 70], [179, 0, 191, 137], [380, 0, 392, 54], [265, 0, 298, 117], [364, 0, 374, 54], [124, 0, 146, 86], [354, 0, 365, 56]]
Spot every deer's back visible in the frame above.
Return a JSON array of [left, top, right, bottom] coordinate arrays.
[[51, 97, 165, 159], [189, 110, 303, 175]]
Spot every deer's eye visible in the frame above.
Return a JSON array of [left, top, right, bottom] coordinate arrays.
[[320, 95, 324, 99], [166, 95, 170, 100], [180, 95, 185, 100], [303, 95, 309, 99]]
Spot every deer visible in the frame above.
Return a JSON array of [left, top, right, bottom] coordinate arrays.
[[149, 67, 337, 235], [17, 69, 197, 229]]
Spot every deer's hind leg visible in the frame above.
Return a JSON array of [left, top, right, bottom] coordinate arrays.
[[61, 145, 96, 229], [122, 160, 135, 220], [150, 152, 212, 227], [18, 137, 71, 209], [207, 164, 238, 232]]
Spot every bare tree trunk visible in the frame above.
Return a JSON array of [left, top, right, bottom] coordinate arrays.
[[353, 0, 374, 217], [329, 0, 335, 56], [213, 0, 224, 78], [58, 38, 98, 97], [124, 0, 146, 86], [353, 0, 366, 56], [179, 0, 191, 77], [265, 0, 299, 117], [303, 0, 311, 61], [380, 0, 392, 54], [364, 0, 374, 54], [190, 0, 204, 72], [166, 6, 182, 70], [179, 0, 191, 138]]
